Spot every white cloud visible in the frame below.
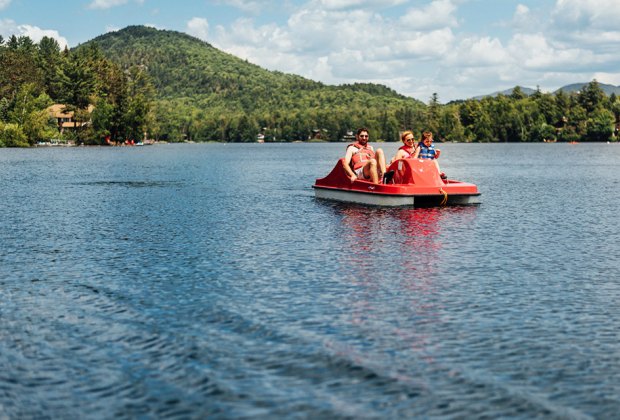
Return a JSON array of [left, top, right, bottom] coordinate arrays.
[[318, 0, 406, 10], [592, 72, 620, 86], [445, 36, 508, 67], [0, 0, 11, 11], [210, 1, 463, 99], [511, 4, 536, 31], [215, 18, 291, 52], [515, 4, 529, 18], [201, 0, 620, 101], [552, 0, 620, 30], [105, 25, 121, 34], [186, 17, 209, 41], [0, 18, 17, 36], [19, 25, 69, 49], [392, 28, 455, 59], [399, 0, 458, 30], [290, 8, 383, 52], [0, 19, 68, 49], [508, 33, 577, 71], [550, 0, 620, 53], [217, 0, 266, 14], [88, 0, 129, 10]]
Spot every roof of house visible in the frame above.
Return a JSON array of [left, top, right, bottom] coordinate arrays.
[[47, 104, 95, 128], [47, 104, 95, 119]]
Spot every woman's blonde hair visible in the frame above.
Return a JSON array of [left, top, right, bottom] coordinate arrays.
[[401, 130, 415, 143]]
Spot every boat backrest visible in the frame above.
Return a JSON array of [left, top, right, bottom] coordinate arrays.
[[388, 159, 444, 186]]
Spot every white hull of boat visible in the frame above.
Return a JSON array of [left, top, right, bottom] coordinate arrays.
[[315, 187, 415, 206], [314, 187, 481, 207]]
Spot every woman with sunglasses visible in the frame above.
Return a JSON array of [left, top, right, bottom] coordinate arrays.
[[390, 130, 419, 164]]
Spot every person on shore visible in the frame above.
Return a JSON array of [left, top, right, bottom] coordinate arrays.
[[390, 130, 419, 164], [343, 128, 387, 184], [418, 131, 446, 179]]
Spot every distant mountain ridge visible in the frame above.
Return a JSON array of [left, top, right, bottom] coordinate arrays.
[[474, 82, 620, 100], [554, 82, 620, 96], [80, 26, 617, 105]]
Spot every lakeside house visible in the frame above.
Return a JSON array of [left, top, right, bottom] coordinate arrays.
[[340, 130, 356, 142], [46, 104, 94, 134]]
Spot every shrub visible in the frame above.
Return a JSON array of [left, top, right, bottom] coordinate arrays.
[[0, 123, 29, 147]]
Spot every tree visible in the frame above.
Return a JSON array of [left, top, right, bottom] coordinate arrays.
[[426, 93, 441, 134], [0, 36, 44, 100], [440, 105, 466, 142], [59, 51, 95, 110], [0, 97, 9, 122], [37, 36, 63, 100], [578, 79, 606, 113], [234, 113, 259, 142], [379, 110, 398, 142], [0, 123, 29, 147], [609, 95, 620, 125], [396, 105, 415, 130], [566, 96, 588, 140], [533, 92, 559, 125], [585, 109, 614, 142], [510, 86, 527, 100], [7, 83, 54, 145], [460, 99, 494, 142], [122, 66, 155, 142], [487, 95, 515, 142], [57, 50, 96, 143], [90, 97, 114, 143], [530, 121, 557, 142], [554, 89, 571, 128]]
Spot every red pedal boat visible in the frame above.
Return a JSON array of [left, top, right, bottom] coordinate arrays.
[[313, 158, 481, 207]]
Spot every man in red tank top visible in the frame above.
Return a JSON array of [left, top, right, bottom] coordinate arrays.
[[343, 128, 386, 184]]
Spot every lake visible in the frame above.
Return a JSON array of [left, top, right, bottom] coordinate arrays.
[[1, 142, 619, 418]]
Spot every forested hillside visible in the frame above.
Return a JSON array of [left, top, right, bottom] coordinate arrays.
[[1, 25, 619, 146], [0, 32, 154, 146], [80, 25, 424, 143]]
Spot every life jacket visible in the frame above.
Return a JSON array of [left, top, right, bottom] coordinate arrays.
[[418, 143, 437, 159], [348, 142, 375, 170], [398, 144, 417, 159]]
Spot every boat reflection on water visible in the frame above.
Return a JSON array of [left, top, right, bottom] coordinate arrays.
[[334, 203, 479, 290], [320, 202, 480, 378], [332, 203, 479, 265]]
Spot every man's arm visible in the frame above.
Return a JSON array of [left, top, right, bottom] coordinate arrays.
[[343, 146, 357, 180]]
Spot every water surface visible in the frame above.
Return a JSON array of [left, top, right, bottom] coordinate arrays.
[[1, 142, 619, 418]]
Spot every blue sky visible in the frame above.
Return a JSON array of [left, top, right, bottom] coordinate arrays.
[[2, 0, 619, 102]]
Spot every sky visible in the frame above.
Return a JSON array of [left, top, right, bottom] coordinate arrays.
[[1, 0, 620, 102]]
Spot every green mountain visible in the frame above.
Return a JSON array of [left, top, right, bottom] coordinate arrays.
[[554, 82, 620, 96], [472, 86, 537, 100], [78, 25, 424, 141], [473, 82, 620, 100]]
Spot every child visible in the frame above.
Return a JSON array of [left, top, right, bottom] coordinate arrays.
[[418, 131, 446, 180]]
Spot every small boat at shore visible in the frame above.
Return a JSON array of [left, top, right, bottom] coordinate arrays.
[[313, 158, 481, 207]]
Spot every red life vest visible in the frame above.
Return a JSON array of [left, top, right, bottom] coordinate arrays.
[[348, 142, 376, 170], [398, 144, 417, 159]]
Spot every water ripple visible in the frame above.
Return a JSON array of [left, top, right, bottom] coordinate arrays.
[[2, 144, 620, 417]]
